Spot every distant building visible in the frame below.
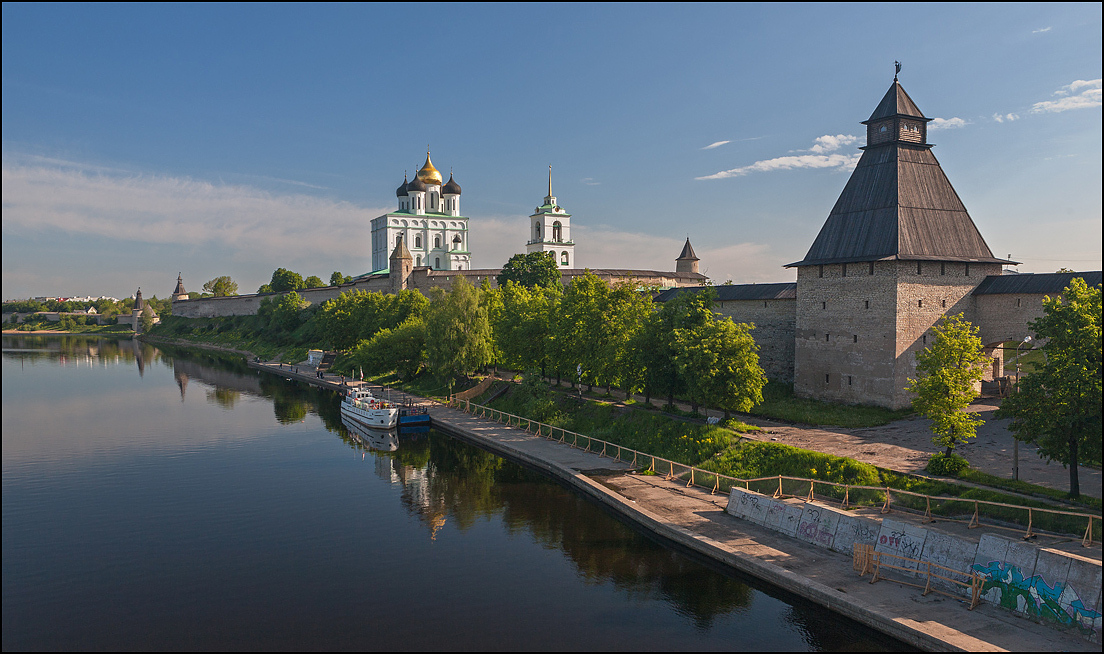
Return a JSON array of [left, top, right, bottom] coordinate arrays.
[[526, 167, 575, 267]]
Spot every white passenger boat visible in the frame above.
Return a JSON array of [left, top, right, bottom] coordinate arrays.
[[340, 386, 399, 429]]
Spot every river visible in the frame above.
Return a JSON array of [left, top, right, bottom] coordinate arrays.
[[2, 335, 910, 650]]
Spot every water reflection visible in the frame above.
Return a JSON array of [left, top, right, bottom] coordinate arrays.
[[3, 336, 910, 651]]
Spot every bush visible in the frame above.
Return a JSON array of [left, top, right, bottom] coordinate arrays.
[[926, 452, 970, 477]]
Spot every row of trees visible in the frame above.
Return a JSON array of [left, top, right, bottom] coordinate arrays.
[[907, 278, 1101, 497], [193, 270, 357, 298], [321, 272, 767, 419]]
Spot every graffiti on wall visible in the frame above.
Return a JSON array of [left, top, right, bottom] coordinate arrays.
[[972, 560, 1102, 637]]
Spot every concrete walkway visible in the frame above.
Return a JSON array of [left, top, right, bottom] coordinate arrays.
[[421, 399, 1097, 651]]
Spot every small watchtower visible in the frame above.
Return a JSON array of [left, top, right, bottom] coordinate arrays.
[[171, 273, 189, 302], [675, 238, 700, 274], [389, 234, 414, 294]]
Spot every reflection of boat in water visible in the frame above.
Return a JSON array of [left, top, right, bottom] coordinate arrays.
[[340, 386, 399, 429], [342, 415, 399, 452]]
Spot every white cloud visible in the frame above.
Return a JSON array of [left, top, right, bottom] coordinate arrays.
[[701, 140, 731, 150], [1032, 26, 1052, 33], [1, 153, 389, 265], [992, 112, 1020, 123], [580, 177, 600, 186], [1031, 79, 1102, 113], [698, 134, 862, 180], [929, 117, 968, 130], [806, 134, 859, 154]]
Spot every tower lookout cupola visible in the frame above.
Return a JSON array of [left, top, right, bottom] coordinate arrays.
[[862, 79, 932, 148]]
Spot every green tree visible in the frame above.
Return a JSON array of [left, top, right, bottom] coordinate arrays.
[[354, 316, 427, 380], [425, 277, 493, 387], [330, 271, 354, 286], [496, 251, 561, 289], [639, 287, 718, 407], [673, 317, 766, 420], [905, 314, 987, 457], [257, 284, 275, 294], [552, 272, 606, 390], [303, 275, 325, 289], [492, 281, 558, 376], [271, 291, 310, 332], [269, 268, 305, 293], [997, 278, 1102, 498], [202, 275, 239, 297]]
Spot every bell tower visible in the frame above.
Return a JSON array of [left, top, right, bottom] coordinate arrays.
[[526, 166, 575, 267]]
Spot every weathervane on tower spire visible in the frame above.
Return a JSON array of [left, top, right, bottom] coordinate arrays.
[[894, 61, 901, 82], [548, 164, 552, 197]]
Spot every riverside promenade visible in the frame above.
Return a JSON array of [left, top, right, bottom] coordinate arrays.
[[245, 360, 1095, 651]]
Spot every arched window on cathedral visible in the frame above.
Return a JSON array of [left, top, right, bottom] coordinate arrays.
[[435, 257, 441, 269], [434, 236, 441, 248], [416, 256, 421, 266], [561, 251, 569, 266], [553, 221, 562, 242], [415, 235, 422, 248], [534, 223, 541, 241], [453, 234, 462, 250]]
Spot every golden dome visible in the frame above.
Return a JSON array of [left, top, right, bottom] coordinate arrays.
[[416, 152, 443, 186]]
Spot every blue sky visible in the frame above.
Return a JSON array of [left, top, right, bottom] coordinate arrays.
[[3, 3, 1101, 300]]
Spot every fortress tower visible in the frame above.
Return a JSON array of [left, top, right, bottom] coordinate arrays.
[[372, 152, 470, 272], [526, 166, 575, 267], [787, 77, 1010, 409]]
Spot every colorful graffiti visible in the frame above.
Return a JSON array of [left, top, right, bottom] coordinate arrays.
[[972, 560, 1102, 637]]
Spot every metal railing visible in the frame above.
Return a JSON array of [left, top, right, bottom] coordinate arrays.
[[447, 398, 1101, 546]]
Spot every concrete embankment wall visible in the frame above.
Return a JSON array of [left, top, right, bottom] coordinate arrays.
[[726, 487, 1102, 643]]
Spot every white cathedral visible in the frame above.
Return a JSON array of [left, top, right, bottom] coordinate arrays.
[[372, 154, 576, 272], [371, 152, 471, 272]]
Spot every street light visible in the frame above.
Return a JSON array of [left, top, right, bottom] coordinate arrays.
[[1012, 335, 1033, 481]]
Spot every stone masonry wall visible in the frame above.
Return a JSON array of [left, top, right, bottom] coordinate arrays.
[[715, 298, 795, 384], [891, 261, 1002, 409], [794, 261, 900, 408], [974, 292, 1050, 347]]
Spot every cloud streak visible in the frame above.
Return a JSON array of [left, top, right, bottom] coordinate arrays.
[[697, 134, 861, 180], [702, 140, 731, 150], [1, 153, 389, 265], [1032, 26, 1052, 34], [929, 117, 968, 130], [1031, 79, 1102, 114]]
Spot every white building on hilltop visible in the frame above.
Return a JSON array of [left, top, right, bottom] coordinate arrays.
[[371, 152, 470, 272], [526, 167, 574, 267]]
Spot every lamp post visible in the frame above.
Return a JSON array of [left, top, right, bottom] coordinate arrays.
[[1012, 336, 1033, 481]]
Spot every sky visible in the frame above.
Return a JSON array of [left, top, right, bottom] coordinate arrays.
[[2, 3, 1101, 301]]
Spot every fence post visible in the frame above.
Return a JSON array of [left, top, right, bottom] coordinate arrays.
[[688, 467, 695, 488], [1084, 518, 1095, 548], [776, 475, 782, 498], [968, 501, 980, 529], [1023, 507, 1034, 540], [881, 487, 892, 514], [923, 497, 933, 523], [807, 479, 815, 501], [922, 561, 933, 596], [842, 485, 850, 509]]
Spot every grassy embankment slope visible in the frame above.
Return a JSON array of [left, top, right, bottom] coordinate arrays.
[[453, 374, 1100, 536]]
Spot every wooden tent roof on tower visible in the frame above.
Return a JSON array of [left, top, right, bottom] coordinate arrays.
[[788, 80, 1012, 267]]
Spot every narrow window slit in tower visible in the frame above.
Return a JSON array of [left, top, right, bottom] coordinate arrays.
[[853, 335, 858, 343], [918, 299, 923, 308], [965, 263, 970, 276], [865, 300, 869, 309], [848, 376, 852, 386], [822, 301, 826, 310], [917, 261, 922, 275], [842, 263, 847, 277], [942, 299, 946, 308], [819, 265, 824, 278], [825, 373, 830, 384], [1016, 298, 1021, 308], [825, 333, 830, 342], [869, 262, 875, 275], [940, 262, 946, 275]]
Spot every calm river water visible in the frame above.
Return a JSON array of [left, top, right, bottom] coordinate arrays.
[[2, 335, 910, 651]]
